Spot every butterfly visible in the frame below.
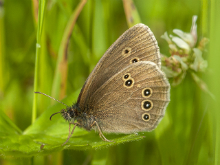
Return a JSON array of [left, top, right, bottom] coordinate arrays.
[[37, 23, 170, 145]]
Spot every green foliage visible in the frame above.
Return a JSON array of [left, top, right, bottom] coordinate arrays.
[[0, 0, 218, 164], [0, 90, 145, 157]]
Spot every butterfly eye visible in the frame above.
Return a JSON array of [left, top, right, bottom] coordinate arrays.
[[130, 57, 139, 64], [142, 88, 152, 98], [124, 78, 134, 88], [142, 113, 150, 121], [122, 47, 131, 56], [141, 100, 153, 111]]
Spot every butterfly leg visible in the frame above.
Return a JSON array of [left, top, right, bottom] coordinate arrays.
[[93, 121, 113, 142], [62, 123, 78, 146]]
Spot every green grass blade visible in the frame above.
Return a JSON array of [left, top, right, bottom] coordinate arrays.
[[32, 0, 47, 123], [51, 0, 87, 100], [0, 4, 5, 94], [91, 0, 108, 63], [122, 0, 141, 27], [0, 109, 22, 135], [209, 0, 220, 164]]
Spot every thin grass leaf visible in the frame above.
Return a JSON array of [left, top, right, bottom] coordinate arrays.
[[0, 109, 22, 135], [0, 6, 4, 94], [32, 0, 47, 123], [209, 0, 220, 164], [31, 0, 38, 26], [122, 0, 141, 27], [91, 0, 108, 63], [51, 0, 87, 100], [72, 24, 91, 65]]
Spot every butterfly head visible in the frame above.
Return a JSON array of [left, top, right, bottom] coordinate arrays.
[[61, 106, 76, 122], [50, 104, 78, 122]]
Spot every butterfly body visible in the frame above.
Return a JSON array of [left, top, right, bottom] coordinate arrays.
[[61, 105, 96, 131]]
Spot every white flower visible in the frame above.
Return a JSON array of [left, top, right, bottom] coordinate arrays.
[[190, 15, 198, 47], [161, 32, 172, 44], [173, 55, 188, 71], [173, 29, 194, 47], [171, 37, 190, 53]]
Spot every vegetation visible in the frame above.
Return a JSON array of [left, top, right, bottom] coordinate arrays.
[[0, 0, 219, 164]]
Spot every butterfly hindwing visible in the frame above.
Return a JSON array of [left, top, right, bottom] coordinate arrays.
[[87, 61, 170, 133]]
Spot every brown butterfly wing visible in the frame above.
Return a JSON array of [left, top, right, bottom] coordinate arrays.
[[87, 61, 170, 133], [77, 24, 161, 108]]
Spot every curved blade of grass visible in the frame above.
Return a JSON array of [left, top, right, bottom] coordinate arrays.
[[0, 109, 22, 135], [122, 0, 141, 27], [51, 0, 87, 100], [72, 24, 91, 65]]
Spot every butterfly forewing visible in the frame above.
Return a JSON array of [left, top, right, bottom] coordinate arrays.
[[77, 24, 161, 108]]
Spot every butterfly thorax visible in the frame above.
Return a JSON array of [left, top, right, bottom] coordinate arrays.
[[61, 104, 96, 131]]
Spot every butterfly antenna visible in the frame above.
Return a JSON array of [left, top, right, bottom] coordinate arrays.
[[50, 111, 62, 120], [35, 91, 68, 107]]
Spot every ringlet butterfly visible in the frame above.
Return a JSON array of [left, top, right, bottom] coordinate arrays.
[[36, 23, 170, 145]]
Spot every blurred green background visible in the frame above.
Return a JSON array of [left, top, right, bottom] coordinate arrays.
[[0, 0, 219, 164]]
